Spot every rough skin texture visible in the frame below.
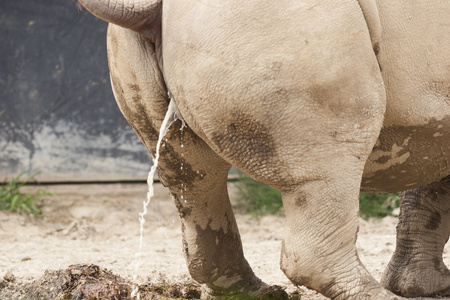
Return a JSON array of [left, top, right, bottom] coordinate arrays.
[[78, 0, 449, 298]]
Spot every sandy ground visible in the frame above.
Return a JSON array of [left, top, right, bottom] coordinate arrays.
[[1, 183, 449, 299]]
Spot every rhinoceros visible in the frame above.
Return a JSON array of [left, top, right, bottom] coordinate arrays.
[[77, 0, 449, 298]]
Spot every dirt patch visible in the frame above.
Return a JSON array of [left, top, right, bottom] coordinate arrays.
[[1, 183, 450, 299], [2, 264, 200, 300], [1, 263, 301, 300]]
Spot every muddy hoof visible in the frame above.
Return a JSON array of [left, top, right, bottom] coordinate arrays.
[[201, 285, 291, 300], [256, 285, 290, 299], [382, 258, 450, 298]]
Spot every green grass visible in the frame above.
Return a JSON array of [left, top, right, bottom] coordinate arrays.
[[235, 172, 399, 219], [359, 192, 399, 220], [0, 171, 53, 215], [235, 172, 282, 217]]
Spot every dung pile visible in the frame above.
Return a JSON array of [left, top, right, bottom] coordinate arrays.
[[27, 264, 130, 299], [1, 264, 202, 300], [1, 264, 301, 299]]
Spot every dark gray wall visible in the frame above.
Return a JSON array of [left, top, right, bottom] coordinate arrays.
[[0, 0, 151, 181]]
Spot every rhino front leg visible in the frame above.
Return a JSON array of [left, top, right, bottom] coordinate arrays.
[[381, 176, 450, 297]]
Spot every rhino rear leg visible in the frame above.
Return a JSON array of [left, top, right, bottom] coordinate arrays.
[[279, 175, 400, 300], [157, 122, 270, 299], [381, 176, 450, 297], [107, 24, 267, 298]]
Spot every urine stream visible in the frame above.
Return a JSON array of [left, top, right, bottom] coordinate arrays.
[[131, 98, 180, 299]]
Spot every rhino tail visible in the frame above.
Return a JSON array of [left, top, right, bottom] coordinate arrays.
[[77, 0, 162, 34]]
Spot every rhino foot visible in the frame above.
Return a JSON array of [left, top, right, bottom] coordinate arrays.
[[200, 284, 291, 300], [382, 177, 450, 298], [382, 256, 450, 298]]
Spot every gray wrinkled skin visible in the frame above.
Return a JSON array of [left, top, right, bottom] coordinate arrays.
[[78, 0, 449, 299]]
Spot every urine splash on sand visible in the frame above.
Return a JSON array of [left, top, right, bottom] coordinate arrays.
[[131, 98, 180, 299]]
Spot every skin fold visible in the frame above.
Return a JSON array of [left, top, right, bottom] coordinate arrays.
[[78, 0, 449, 298]]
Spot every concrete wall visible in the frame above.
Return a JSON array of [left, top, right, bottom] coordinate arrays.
[[0, 0, 152, 182]]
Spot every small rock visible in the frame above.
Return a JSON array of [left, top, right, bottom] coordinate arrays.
[[288, 290, 302, 300], [182, 283, 201, 299], [391, 208, 400, 217], [4, 270, 16, 283]]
